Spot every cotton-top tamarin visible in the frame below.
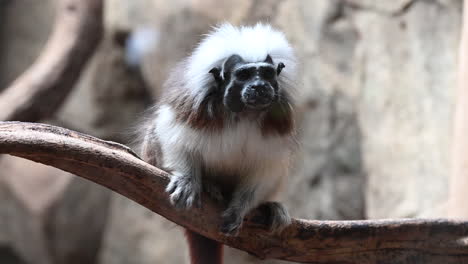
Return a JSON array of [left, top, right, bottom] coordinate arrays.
[[139, 22, 297, 264]]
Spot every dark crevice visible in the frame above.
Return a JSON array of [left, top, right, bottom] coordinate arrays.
[[344, 0, 421, 17], [392, 0, 418, 17], [0, 246, 26, 264], [325, 0, 346, 25]]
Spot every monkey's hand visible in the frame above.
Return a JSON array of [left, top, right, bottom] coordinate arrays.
[[165, 172, 201, 209]]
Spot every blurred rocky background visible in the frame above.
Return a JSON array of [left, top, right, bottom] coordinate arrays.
[[0, 0, 461, 263]]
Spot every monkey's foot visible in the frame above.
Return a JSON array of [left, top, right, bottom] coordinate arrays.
[[220, 209, 242, 236], [258, 202, 291, 233], [165, 172, 201, 209]]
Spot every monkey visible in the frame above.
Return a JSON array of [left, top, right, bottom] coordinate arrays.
[[139, 22, 297, 264]]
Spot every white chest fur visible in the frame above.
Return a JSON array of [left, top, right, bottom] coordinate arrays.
[[154, 105, 290, 176]]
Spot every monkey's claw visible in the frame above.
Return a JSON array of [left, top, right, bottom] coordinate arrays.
[[165, 172, 201, 209], [220, 210, 242, 236], [261, 202, 291, 233]]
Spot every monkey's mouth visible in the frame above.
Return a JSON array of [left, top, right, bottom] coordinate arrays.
[[224, 98, 273, 113], [241, 87, 276, 111], [244, 100, 273, 111]]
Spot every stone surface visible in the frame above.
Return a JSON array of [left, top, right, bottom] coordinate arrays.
[[351, 0, 461, 218], [0, 1, 118, 264], [0, 0, 462, 263], [99, 196, 188, 264], [99, 0, 365, 264], [0, 156, 111, 264], [0, 0, 56, 89], [56, 30, 153, 140], [347, 0, 414, 14], [99, 0, 461, 262]]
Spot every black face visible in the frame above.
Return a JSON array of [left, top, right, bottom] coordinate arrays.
[[209, 54, 285, 113]]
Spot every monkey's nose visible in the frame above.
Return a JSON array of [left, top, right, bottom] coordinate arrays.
[[243, 85, 274, 107]]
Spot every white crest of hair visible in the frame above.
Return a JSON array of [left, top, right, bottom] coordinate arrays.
[[185, 22, 297, 109]]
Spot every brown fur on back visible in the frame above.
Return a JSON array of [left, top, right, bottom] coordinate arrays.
[[140, 120, 163, 167], [172, 92, 226, 131]]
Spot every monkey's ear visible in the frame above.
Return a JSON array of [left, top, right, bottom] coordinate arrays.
[[209, 67, 223, 85], [277, 62, 285, 75], [264, 54, 274, 64]]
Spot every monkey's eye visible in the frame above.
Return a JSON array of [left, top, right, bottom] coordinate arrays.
[[260, 67, 276, 80], [236, 69, 252, 81]]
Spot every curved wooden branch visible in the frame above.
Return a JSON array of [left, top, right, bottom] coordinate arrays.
[[0, 0, 103, 121], [1, 121, 468, 263]]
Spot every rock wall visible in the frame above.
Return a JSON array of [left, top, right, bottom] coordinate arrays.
[[351, 0, 461, 218], [0, 0, 148, 263], [0, 0, 55, 89], [0, 0, 462, 264], [101, 1, 365, 263]]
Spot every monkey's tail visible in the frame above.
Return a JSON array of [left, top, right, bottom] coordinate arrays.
[[185, 229, 224, 264]]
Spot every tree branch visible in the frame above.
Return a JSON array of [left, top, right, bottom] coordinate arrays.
[[0, 0, 103, 121], [1, 121, 468, 263]]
